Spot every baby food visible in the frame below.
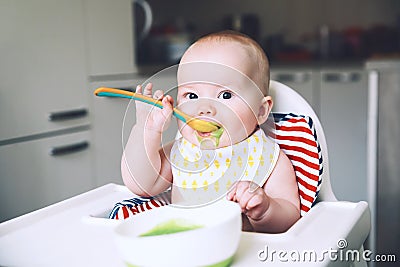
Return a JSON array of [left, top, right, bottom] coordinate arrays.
[[139, 218, 203, 237], [196, 127, 224, 148]]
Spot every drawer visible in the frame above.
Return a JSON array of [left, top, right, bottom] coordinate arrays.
[[0, 0, 89, 141], [0, 130, 94, 222]]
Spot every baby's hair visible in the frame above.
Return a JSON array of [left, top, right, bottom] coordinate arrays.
[[194, 30, 270, 95]]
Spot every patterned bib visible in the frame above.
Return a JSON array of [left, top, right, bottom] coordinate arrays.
[[170, 128, 280, 206]]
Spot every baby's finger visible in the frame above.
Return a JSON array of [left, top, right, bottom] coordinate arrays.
[[235, 187, 253, 211], [245, 195, 267, 220], [136, 84, 142, 94], [233, 182, 250, 201], [153, 90, 164, 100], [226, 189, 236, 202], [162, 95, 173, 111], [226, 181, 238, 201], [246, 194, 263, 210], [143, 83, 153, 96], [248, 182, 259, 193]]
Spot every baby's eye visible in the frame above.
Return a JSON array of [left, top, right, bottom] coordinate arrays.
[[218, 91, 233, 99], [185, 92, 198, 99]]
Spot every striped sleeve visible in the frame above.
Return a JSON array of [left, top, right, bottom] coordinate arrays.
[[109, 190, 172, 220]]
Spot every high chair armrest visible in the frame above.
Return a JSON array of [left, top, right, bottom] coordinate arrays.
[[236, 201, 370, 266], [289, 201, 371, 250], [287, 201, 370, 266]]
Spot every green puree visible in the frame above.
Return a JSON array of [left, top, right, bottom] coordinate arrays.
[[139, 219, 203, 237], [211, 127, 224, 142], [197, 127, 224, 147]]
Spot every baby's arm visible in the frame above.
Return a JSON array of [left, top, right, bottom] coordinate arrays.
[[227, 150, 300, 233], [121, 83, 174, 197]]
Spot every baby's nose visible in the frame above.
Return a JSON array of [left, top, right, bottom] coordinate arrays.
[[197, 102, 216, 116]]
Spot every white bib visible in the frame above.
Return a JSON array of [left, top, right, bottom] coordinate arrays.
[[170, 128, 280, 206]]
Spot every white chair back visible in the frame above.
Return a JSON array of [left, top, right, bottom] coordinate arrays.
[[268, 80, 337, 201]]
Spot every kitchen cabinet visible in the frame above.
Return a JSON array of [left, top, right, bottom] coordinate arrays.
[[0, 0, 90, 141], [271, 68, 320, 114], [90, 73, 179, 186], [0, 131, 93, 222], [90, 78, 140, 187], [319, 68, 368, 202], [0, 0, 94, 222], [272, 66, 368, 202], [83, 0, 136, 76]]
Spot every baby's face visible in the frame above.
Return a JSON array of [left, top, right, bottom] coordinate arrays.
[[176, 42, 267, 148]]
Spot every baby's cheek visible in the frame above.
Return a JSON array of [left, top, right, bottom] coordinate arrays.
[[226, 116, 257, 141], [176, 99, 196, 116]]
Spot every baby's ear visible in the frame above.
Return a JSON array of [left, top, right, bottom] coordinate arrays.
[[257, 96, 273, 125]]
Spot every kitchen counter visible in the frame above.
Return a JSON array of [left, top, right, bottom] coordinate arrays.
[[93, 60, 367, 80], [135, 60, 366, 74], [270, 60, 365, 69], [0, 184, 369, 266]]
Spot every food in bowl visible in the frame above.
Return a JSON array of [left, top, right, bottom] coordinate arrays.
[[138, 218, 203, 237], [114, 199, 241, 267]]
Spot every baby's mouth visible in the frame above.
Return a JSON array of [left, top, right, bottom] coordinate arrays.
[[195, 126, 224, 147], [196, 131, 212, 137]]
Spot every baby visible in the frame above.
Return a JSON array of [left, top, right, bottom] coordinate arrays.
[[121, 30, 300, 233]]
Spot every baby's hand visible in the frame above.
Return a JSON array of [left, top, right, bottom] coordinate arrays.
[[226, 181, 270, 221], [135, 83, 174, 133]]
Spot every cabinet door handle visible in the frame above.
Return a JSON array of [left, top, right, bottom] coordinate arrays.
[[323, 72, 361, 83], [48, 108, 88, 121], [49, 141, 89, 156], [275, 73, 310, 83]]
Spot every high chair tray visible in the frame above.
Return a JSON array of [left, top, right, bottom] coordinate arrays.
[[0, 183, 369, 266]]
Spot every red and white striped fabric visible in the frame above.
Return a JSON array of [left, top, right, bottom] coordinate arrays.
[[109, 190, 171, 220], [268, 113, 323, 216]]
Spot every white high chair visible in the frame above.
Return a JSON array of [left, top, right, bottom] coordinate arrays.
[[252, 80, 371, 266]]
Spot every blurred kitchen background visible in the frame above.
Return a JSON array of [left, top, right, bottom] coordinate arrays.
[[136, 0, 400, 66], [0, 0, 399, 266]]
